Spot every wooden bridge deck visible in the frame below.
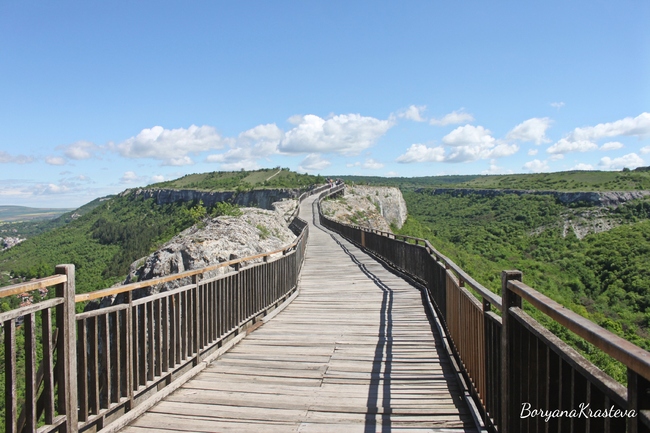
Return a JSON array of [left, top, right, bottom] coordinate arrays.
[[121, 195, 477, 432]]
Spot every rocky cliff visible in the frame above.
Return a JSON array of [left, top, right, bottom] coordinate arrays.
[[416, 188, 650, 207], [124, 187, 305, 210], [88, 198, 299, 309], [320, 186, 407, 232]]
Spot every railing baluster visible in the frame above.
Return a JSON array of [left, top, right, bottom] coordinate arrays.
[[24, 313, 37, 432], [162, 296, 169, 373], [42, 308, 55, 424], [147, 301, 154, 381], [78, 318, 89, 421], [4, 319, 17, 433], [102, 312, 111, 408], [91, 316, 100, 414], [628, 369, 650, 433]]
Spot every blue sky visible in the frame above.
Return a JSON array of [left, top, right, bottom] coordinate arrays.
[[1, 1, 649, 208]]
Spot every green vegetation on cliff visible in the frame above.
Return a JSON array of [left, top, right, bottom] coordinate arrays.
[[0, 196, 109, 240], [150, 167, 324, 191], [0, 192, 205, 299], [0, 168, 321, 297], [341, 166, 650, 191], [396, 190, 650, 382]]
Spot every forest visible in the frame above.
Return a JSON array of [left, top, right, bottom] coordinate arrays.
[[393, 189, 650, 382], [0, 168, 325, 428], [340, 166, 650, 191], [149, 167, 324, 191]]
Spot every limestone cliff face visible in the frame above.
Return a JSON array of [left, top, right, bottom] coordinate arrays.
[[320, 186, 407, 232], [88, 199, 299, 309], [124, 205, 297, 295], [123, 187, 304, 210], [416, 188, 650, 207]]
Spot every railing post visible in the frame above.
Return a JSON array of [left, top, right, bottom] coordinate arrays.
[[501, 270, 522, 433], [192, 274, 201, 364], [628, 369, 650, 433], [126, 290, 134, 410], [55, 264, 79, 433]]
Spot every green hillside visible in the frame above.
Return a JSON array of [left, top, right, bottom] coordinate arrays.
[[340, 166, 650, 191], [0, 205, 73, 222], [150, 167, 324, 190], [0, 197, 109, 240], [395, 189, 650, 382], [0, 192, 203, 300], [0, 169, 321, 299]]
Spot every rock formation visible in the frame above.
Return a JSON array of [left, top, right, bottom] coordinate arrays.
[[416, 188, 650, 207], [124, 187, 306, 210], [320, 186, 407, 233], [88, 199, 299, 309]]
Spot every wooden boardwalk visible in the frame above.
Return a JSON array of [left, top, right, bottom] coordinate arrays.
[[121, 196, 477, 432]]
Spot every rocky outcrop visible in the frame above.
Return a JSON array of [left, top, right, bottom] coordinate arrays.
[[1, 236, 25, 250], [123, 187, 306, 210], [416, 188, 650, 207], [320, 186, 407, 232], [88, 199, 299, 309]]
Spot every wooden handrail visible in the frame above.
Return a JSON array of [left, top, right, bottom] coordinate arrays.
[[318, 194, 502, 309], [0, 274, 67, 299], [317, 185, 650, 433], [75, 217, 308, 303], [508, 279, 650, 381], [0, 183, 326, 433]]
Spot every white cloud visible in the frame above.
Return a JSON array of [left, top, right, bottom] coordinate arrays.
[[546, 113, 650, 156], [429, 108, 474, 126], [547, 138, 598, 154], [482, 160, 514, 175], [569, 112, 650, 142], [430, 109, 474, 126], [61, 140, 101, 160], [442, 125, 518, 162], [551, 102, 565, 109], [114, 125, 224, 165], [362, 158, 384, 169], [397, 125, 518, 164], [206, 123, 284, 170], [36, 183, 70, 194], [396, 144, 445, 163], [397, 105, 427, 122], [46, 156, 67, 165], [528, 149, 539, 156], [120, 171, 142, 184], [641, 146, 650, 154], [151, 175, 165, 183], [280, 114, 393, 155], [506, 118, 552, 145], [298, 154, 330, 172], [523, 159, 550, 173], [238, 123, 284, 150], [346, 158, 385, 169], [386, 171, 399, 177], [443, 125, 494, 147], [549, 154, 564, 161], [0, 151, 34, 164], [600, 141, 624, 151], [599, 153, 644, 170], [571, 163, 594, 171]]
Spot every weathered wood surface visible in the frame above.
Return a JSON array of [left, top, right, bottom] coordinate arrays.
[[121, 195, 476, 432]]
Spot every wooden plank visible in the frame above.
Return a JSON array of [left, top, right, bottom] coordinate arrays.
[[119, 195, 475, 432]]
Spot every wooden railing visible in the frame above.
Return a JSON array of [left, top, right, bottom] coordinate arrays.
[[0, 185, 329, 433], [318, 186, 650, 433]]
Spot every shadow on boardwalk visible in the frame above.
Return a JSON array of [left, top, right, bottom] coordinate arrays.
[[121, 195, 477, 432]]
